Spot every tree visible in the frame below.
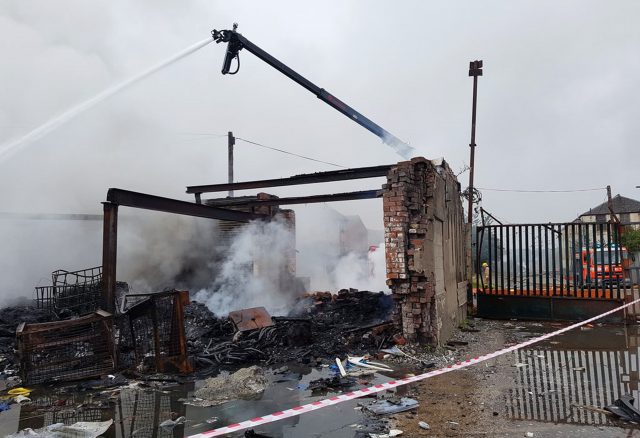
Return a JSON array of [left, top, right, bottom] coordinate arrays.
[[621, 228, 640, 252]]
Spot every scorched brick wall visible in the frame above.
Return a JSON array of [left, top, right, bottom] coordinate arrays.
[[384, 157, 468, 344]]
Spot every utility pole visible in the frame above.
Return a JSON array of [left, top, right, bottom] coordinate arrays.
[[607, 185, 619, 223], [467, 60, 483, 224], [228, 131, 235, 198]]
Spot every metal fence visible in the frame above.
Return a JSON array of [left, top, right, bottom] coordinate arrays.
[[476, 222, 632, 300]]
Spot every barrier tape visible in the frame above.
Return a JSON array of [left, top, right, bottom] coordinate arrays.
[[190, 297, 640, 437]]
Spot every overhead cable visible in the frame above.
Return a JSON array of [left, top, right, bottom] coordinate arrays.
[[235, 137, 346, 169], [477, 187, 606, 193]]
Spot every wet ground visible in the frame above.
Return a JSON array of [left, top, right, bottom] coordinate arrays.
[[395, 320, 640, 437], [4, 321, 640, 437], [0, 362, 408, 438]]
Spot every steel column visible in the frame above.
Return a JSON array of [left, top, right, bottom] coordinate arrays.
[[102, 202, 118, 314], [467, 60, 483, 223], [228, 131, 235, 197]]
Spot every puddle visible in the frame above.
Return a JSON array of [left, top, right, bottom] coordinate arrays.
[[506, 324, 640, 430], [1, 362, 413, 437]]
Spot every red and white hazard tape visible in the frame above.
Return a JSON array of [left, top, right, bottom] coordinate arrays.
[[190, 297, 640, 437]]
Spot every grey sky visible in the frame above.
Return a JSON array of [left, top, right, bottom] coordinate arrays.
[[1, 2, 639, 224]]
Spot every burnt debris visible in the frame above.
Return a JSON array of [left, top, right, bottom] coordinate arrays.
[[2, 266, 396, 386], [186, 289, 395, 375]]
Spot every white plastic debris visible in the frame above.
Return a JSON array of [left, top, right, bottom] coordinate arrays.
[[348, 356, 393, 372], [14, 395, 31, 404], [418, 421, 430, 430], [336, 357, 347, 377], [7, 420, 113, 438]]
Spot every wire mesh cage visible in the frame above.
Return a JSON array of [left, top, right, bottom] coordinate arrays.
[[116, 290, 192, 374], [17, 310, 116, 385], [34, 266, 102, 317], [52, 266, 102, 287]]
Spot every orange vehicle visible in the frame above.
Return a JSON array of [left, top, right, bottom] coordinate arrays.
[[575, 244, 629, 288]]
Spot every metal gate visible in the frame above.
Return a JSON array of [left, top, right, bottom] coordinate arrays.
[[475, 222, 631, 321]]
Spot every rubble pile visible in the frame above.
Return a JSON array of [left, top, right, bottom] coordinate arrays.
[[185, 289, 395, 374]]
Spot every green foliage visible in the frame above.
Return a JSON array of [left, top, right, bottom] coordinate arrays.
[[621, 228, 640, 252]]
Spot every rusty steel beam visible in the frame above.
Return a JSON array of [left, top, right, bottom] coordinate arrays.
[[207, 190, 382, 207], [106, 188, 265, 222], [102, 202, 118, 314], [186, 164, 393, 195]]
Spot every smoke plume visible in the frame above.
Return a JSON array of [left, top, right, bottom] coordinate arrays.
[[195, 218, 302, 316]]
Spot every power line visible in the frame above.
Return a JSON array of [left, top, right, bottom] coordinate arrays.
[[477, 187, 606, 193], [235, 137, 346, 169]]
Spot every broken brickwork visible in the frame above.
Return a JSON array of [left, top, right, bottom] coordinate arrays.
[[384, 158, 469, 344]]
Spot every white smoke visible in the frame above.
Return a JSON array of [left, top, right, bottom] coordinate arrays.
[[332, 244, 388, 293], [295, 204, 389, 293], [195, 218, 301, 316], [0, 3, 395, 309]]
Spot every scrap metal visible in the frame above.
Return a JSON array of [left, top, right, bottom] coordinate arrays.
[[117, 290, 192, 374], [17, 310, 116, 385], [228, 306, 274, 332]]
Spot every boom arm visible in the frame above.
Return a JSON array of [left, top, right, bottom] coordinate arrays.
[[212, 25, 414, 158]]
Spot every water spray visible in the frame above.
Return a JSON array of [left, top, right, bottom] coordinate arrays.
[[0, 37, 214, 164]]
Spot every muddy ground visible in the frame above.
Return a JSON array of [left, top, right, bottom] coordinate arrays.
[[393, 318, 640, 437]]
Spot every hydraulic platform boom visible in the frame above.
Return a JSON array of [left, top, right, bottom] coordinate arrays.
[[212, 25, 414, 158]]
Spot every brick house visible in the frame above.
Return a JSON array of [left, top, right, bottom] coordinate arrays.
[[578, 194, 640, 225]]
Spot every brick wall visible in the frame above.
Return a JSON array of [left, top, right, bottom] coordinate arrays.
[[384, 157, 468, 344]]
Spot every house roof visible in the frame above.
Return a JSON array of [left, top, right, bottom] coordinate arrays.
[[579, 194, 640, 217]]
